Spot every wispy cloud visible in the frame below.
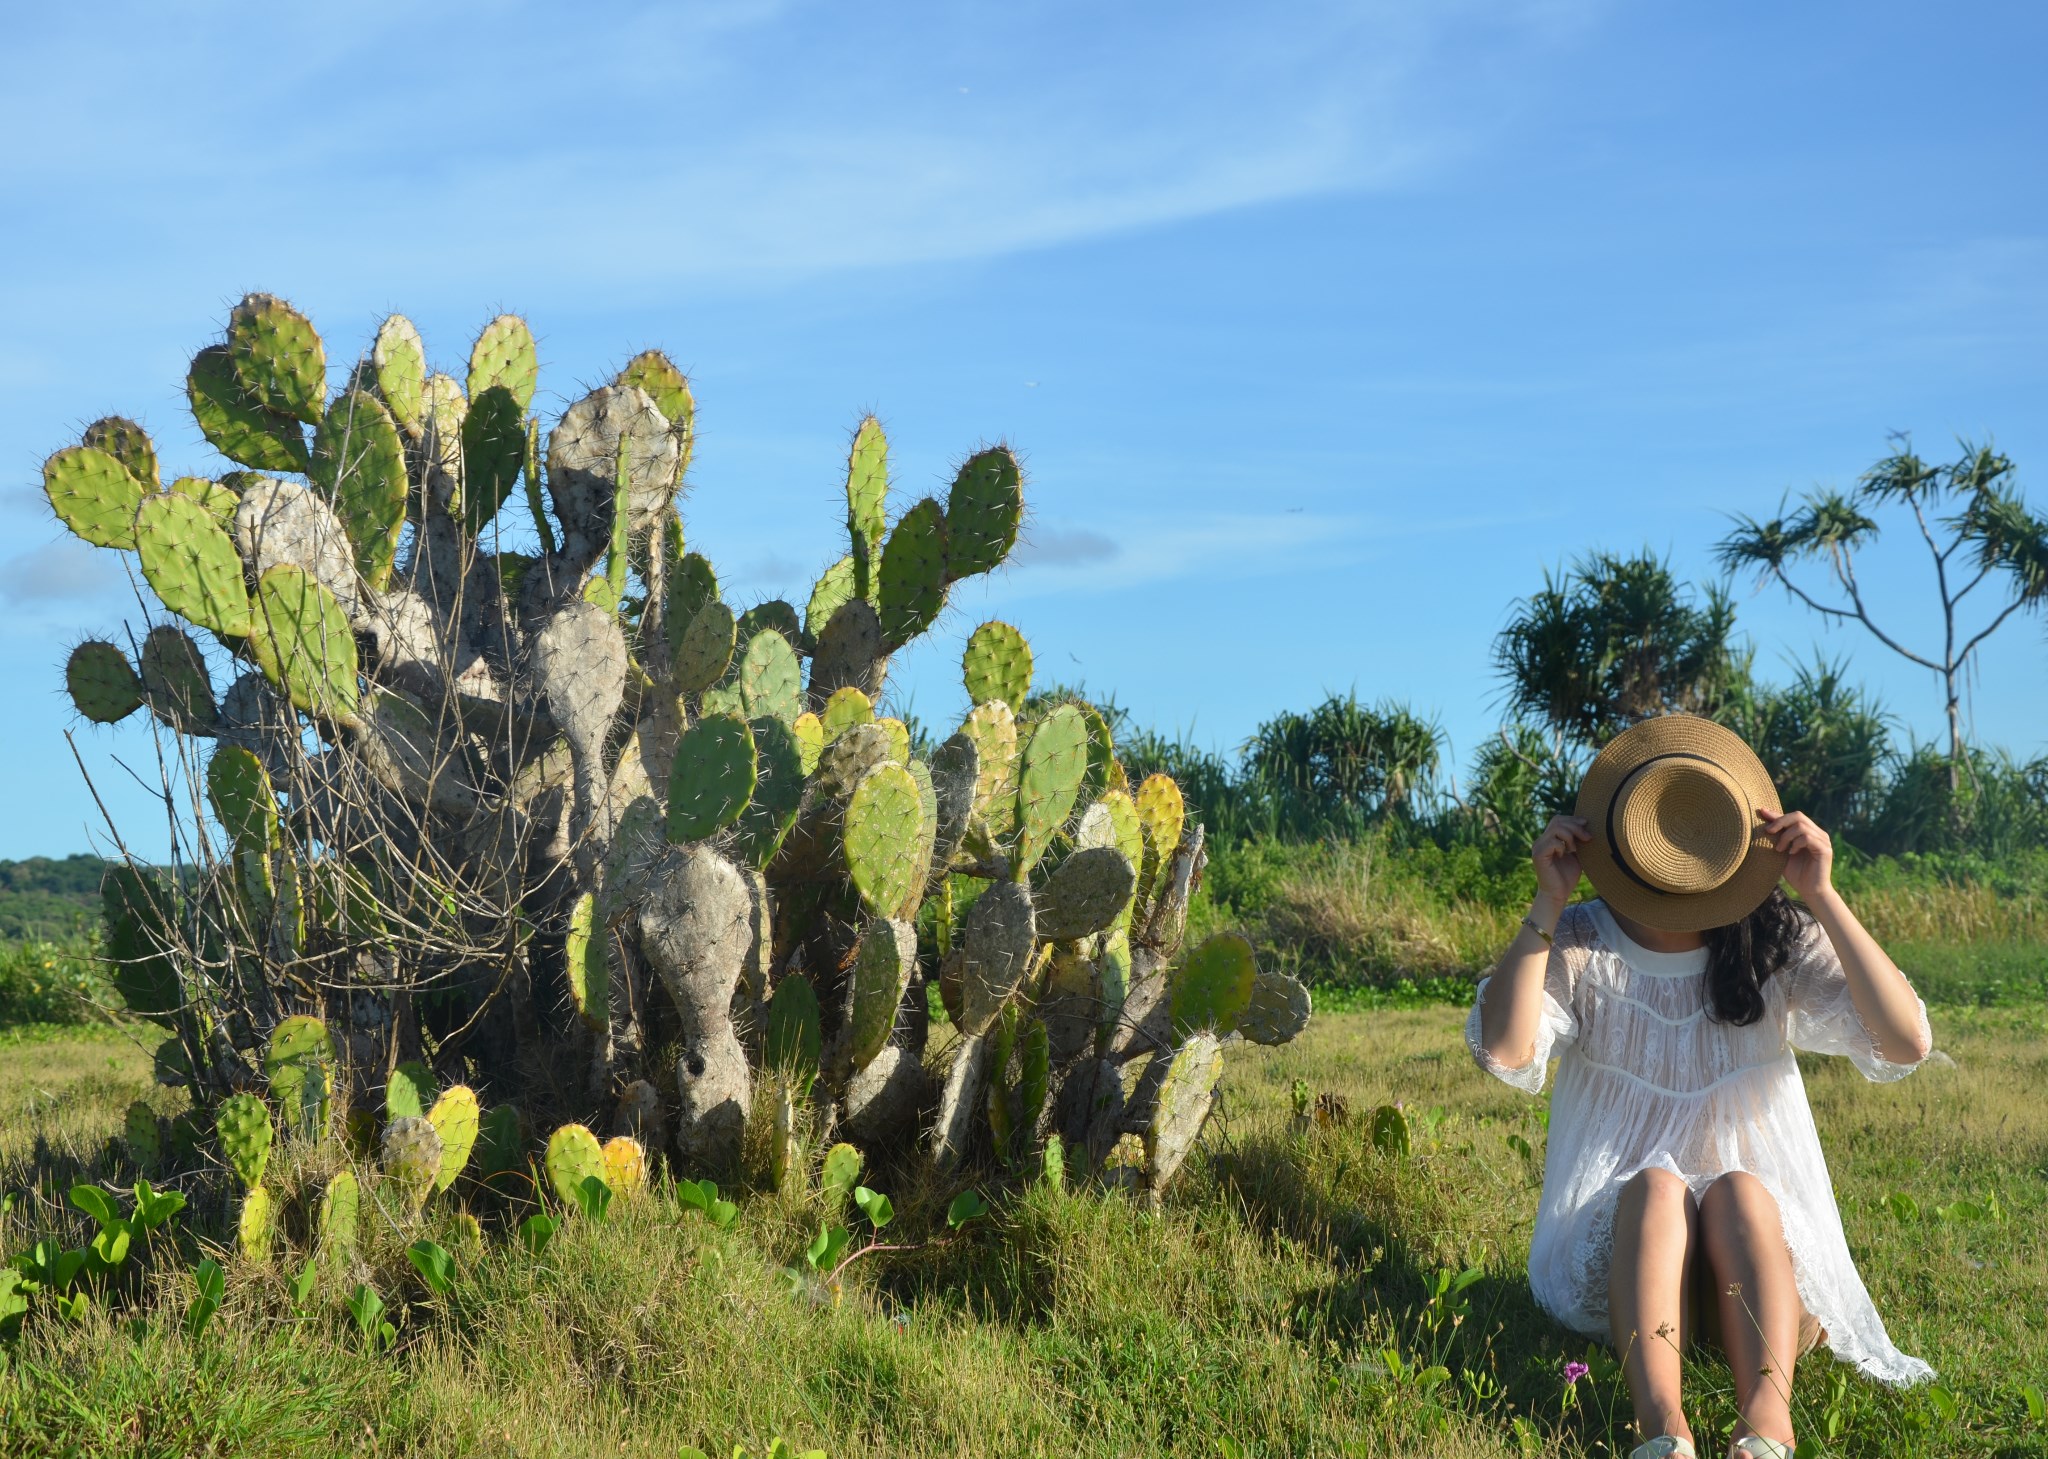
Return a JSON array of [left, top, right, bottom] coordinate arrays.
[[0, 540, 127, 611]]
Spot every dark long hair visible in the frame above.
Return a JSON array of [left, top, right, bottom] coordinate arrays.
[[1702, 888, 1814, 1026]]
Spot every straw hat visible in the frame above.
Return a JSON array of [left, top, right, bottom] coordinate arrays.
[[1572, 714, 1789, 933]]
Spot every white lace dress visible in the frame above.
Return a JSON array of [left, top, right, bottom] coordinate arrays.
[[1463, 899, 1934, 1386]]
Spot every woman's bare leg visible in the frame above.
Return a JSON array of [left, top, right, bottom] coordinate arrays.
[[1699, 1172, 1800, 1448], [1609, 1168, 1699, 1445]]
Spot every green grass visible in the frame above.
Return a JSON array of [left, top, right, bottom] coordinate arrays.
[[4, 1006, 2044, 1458]]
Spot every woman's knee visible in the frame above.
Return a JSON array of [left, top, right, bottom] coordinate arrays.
[[1699, 1172, 1785, 1249], [1617, 1167, 1695, 1223]]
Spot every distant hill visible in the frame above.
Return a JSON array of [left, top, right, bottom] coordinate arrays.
[[0, 855, 106, 940]]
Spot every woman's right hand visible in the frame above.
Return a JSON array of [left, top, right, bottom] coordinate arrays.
[[1532, 815, 1591, 911]]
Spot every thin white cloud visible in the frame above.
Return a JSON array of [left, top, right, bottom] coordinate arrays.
[[0, 539, 128, 610]]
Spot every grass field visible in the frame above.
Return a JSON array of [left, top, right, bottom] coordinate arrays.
[[3, 995, 2044, 1459]]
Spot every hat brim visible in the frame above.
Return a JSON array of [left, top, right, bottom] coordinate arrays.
[[1572, 715, 1788, 934]]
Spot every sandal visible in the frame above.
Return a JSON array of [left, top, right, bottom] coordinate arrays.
[[1728, 1440, 1794, 1459], [1628, 1440, 1696, 1459]]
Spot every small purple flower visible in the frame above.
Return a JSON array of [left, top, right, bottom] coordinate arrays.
[[1563, 1360, 1590, 1385]]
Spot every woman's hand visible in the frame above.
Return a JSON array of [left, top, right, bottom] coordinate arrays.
[[1532, 815, 1591, 914], [1760, 808, 1834, 901]]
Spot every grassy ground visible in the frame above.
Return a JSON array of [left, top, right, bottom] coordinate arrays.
[[3, 998, 2044, 1459]]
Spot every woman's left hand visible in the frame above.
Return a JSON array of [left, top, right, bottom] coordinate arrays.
[[1760, 808, 1834, 901]]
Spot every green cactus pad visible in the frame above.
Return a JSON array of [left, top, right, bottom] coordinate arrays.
[[1077, 701, 1116, 805], [66, 641, 144, 724], [135, 492, 252, 637], [737, 629, 803, 724], [187, 344, 309, 473], [877, 497, 948, 649], [1017, 1019, 1051, 1149], [316, 1169, 359, 1278], [667, 711, 758, 843], [847, 917, 916, 1072], [813, 722, 892, 799], [943, 447, 1023, 579], [168, 475, 241, 529], [215, 1092, 273, 1189], [673, 597, 737, 695], [309, 389, 408, 589], [615, 350, 694, 451], [206, 746, 276, 850], [666, 551, 720, 651], [461, 384, 529, 534], [81, 416, 159, 490], [124, 1101, 161, 1166], [139, 625, 217, 731], [699, 685, 745, 718], [227, 293, 326, 425], [846, 415, 889, 599], [564, 892, 609, 1031], [1135, 774, 1186, 906], [386, 1060, 436, 1121], [805, 554, 858, 642], [467, 314, 539, 411], [1144, 1031, 1224, 1193], [962, 699, 1020, 840], [426, 1084, 481, 1193], [1035, 846, 1137, 942], [821, 1141, 864, 1207], [736, 600, 804, 655], [820, 687, 875, 741], [477, 1104, 525, 1188], [877, 717, 912, 764], [765, 973, 823, 1079], [43, 445, 145, 549], [602, 1136, 647, 1196], [959, 879, 1036, 1038], [238, 1186, 275, 1262], [810, 597, 886, 704], [546, 1123, 609, 1209], [266, 1016, 335, 1133], [1240, 966, 1313, 1046], [371, 315, 427, 427], [1097, 926, 1133, 1044], [792, 712, 825, 775], [845, 764, 925, 918], [249, 564, 359, 722], [1170, 932, 1258, 1037], [1015, 704, 1090, 874], [962, 621, 1032, 708], [103, 864, 179, 1023], [382, 1115, 444, 1208], [733, 715, 804, 870], [153, 1036, 192, 1088]]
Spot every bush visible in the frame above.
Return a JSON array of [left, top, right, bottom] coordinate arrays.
[[0, 938, 110, 1026]]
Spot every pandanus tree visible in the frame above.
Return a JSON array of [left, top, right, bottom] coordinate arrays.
[[49, 294, 1310, 1217]]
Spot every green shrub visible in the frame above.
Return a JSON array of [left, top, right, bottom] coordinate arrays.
[[0, 938, 108, 1026]]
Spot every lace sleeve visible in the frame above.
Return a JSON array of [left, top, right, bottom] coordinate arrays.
[[1784, 917, 1931, 1083], [1465, 904, 1587, 1095]]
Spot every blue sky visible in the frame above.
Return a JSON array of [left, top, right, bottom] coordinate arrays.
[[2, 1, 2043, 859]]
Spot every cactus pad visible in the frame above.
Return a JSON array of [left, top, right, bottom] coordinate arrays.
[[877, 497, 948, 648], [386, 1060, 436, 1121], [136, 492, 252, 637], [1145, 1032, 1224, 1193], [1170, 932, 1257, 1037], [124, 1101, 161, 1166], [1035, 846, 1136, 942], [1015, 704, 1089, 874], [809, 597, 886, 703], [1135, 774, 1186, 905], [265, 1016, 335, 1133], [427, 1084, 481, 1193], [226, 292, 326, 425], [316, 1169, 359, 1277], [467, 314, 539, 411], [44, 445, 145, 549], [215, 1092, 273, 1189], [930, 1034, 988, 1172], [765, 972, 822, 1080], [820, 687, 875, 741], [169, 475, 241, 529], [736, 600, 804, 655], [382, 1115, 444, 1208], [66, 641, 144, 724], [666, 550, 720, 651], [1240, 966, 1313, 1046], [187, 344, 309, 473], [959, 879, 1036, 1037], [250, 564, 359, 722], [238, 1186, 275, 1262], [461, 384, 529, 533], [962, 700, 1020, 839], [1077, 701, 1116, 804], [845, 763, 926, 918], [928, 731, 980, 868], [812, 721, 892, 800], [846, 415, 889, 598], [733, 715, 804, 869], [601, 1135, 648, 1196], [667, 711, 758, 843], [564, 892, 609, 1030], [1017, 1019, 1051, 1150], [792, 711, 825, 775], [943, 447, 1022, 579], [103, 865, 179, 1023], [234, 477, 357, 612], [673, 597, 737, 694], [309, 389, 408, 589], [140, 625, 217, 731], [548, 382, 680, 535], [821, 1141, 864, 1207], [615, 350, 695, 451], [847, 917, 916, 1072], [81, 416, 159, 489], [805, 554, 857, 641], [371, 314, 427, 427], [737, 629, 803, 723], [878, 717, 912, 764], [962, 621, 1033, 708]]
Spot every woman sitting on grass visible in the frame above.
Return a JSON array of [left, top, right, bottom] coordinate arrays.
[[1466, 715, 1934, 1459]]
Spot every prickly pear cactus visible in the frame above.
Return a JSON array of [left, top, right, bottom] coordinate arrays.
[[215, 1093, 272, 1188], [47, 295, 1302, 1212]]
